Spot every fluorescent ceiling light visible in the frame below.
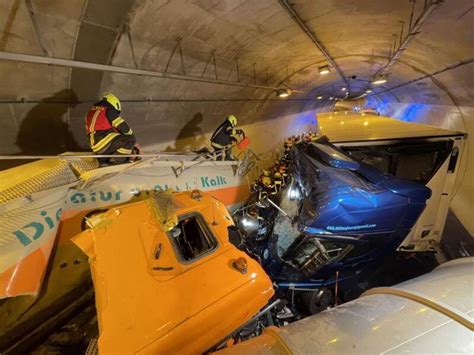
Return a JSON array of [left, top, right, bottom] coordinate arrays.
[[318, 65, 330, 75], [372, 78, 387, 85], [276, 88, 291, 98], [341, 87, 347, 91], [316, 95, 323, 100], [371, 75, 388, 85], [366, 89, 373, 93]]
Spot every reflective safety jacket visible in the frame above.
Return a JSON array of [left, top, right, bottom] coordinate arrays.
[[85, 101, 133, 153], [273, 177, 282, 194]]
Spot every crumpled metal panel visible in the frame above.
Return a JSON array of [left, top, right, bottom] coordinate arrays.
[[219, 258, 474, 354], [151, 191, 179, 232], [0, 186, 71, 298], [275, 258, 474, 354], [0, 156, 249, 299], [72, 191, 273, 354]]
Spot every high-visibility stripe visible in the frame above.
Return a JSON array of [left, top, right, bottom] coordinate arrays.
[[89, 109, 101, 133], [92, 132, 120, 151], [211, 142, 226, 149], [124, 128, 133, 135], [112, 117, 125, 127], [117, 147, 132, 154], [91, 132, 120, 152]]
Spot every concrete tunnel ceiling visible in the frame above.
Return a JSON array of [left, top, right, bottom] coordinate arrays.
[[0, 0, 473, 155]]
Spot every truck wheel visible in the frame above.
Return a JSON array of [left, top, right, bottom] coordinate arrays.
[[300, 289, 333, 315]]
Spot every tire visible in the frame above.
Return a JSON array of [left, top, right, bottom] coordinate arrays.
[[300, 289, 333, 315]]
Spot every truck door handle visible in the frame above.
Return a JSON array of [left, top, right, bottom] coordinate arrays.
[[154, 243, 162, 259]]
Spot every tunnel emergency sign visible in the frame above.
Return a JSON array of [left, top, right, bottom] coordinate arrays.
[[0, 161, 249, 298]]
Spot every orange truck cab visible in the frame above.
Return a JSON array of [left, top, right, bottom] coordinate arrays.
[[73, 190, 274, 354]]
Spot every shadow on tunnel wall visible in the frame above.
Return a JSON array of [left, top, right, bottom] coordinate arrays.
[[16, 89, 82, 155], [165, 112, 207, 151]]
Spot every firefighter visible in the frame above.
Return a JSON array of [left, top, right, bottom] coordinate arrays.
[[245, 204, 267, 239], [272, 172, 283, 194], [246, 205, 264, 222], [271, 160, 280, 174], [85, 93, 136, 165], [283, 138, 292, 164], [279, 164, 289, 186], [255, 170, 273, 201], [210, 115, 243, 161], [256, 183, 268, 202]]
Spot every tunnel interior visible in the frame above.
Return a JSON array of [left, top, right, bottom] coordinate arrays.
[[1, 0, 471, 231], [0, 0, 473, 352]]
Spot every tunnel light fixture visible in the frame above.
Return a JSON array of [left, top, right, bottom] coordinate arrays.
[[366, 89, 373, 93], [371, 75, 388, 85], [316, 95, 323, 100], [276, 88, 291, 98], [329, 96, 334, 100], [318, 65, 330, 75], [341, 87, 347, 91]]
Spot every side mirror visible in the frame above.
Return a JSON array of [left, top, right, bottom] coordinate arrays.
[[228, 225, 243, 249]]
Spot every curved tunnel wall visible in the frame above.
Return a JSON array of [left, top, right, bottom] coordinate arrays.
[[0, 0, 472, 233]]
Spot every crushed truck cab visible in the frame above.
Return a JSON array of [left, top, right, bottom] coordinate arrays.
[[73, 190, 274, 354]]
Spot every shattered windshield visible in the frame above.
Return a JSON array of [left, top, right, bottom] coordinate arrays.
[[302, 153, 376, 195]]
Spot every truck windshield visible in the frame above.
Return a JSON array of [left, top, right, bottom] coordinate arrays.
[[305, 142, 360, 170]]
